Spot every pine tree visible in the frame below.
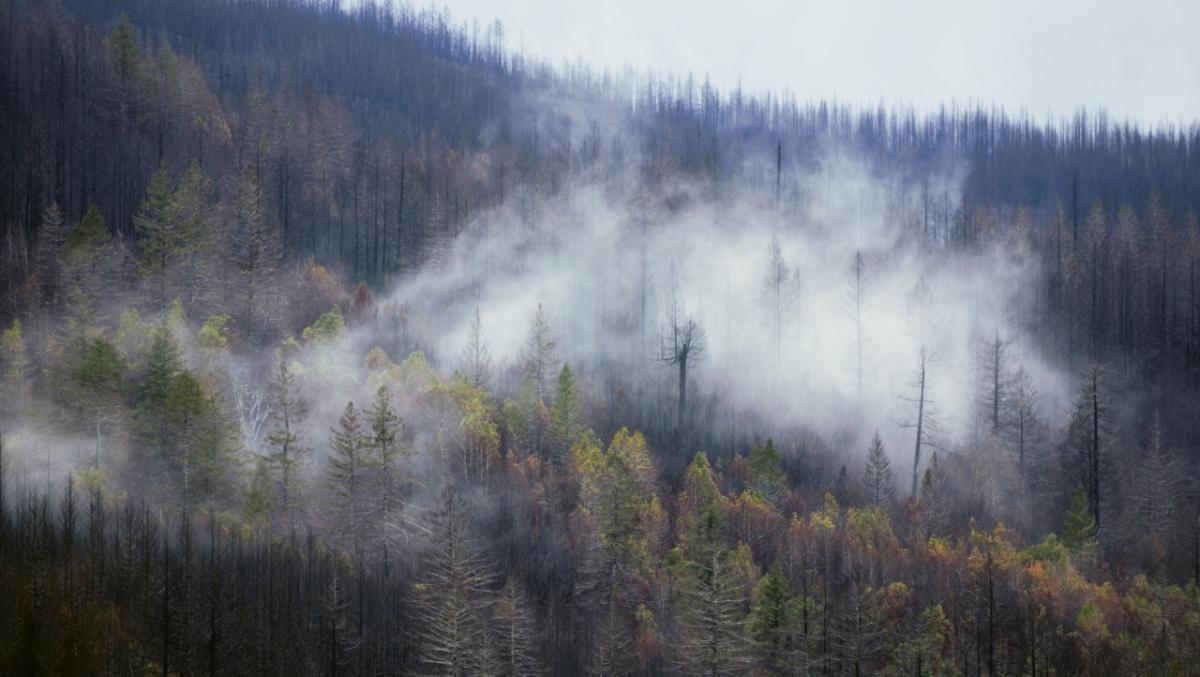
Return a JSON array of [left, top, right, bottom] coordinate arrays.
[[136, 322, 184, 481], [0, 320, 29, 417], [366, 386, 408, 552], [589, 575, 634, 677], [548, 363, 583, 464], [417, 487, 494, 676], [1063, 483, 1097, 559], [1063, 364, 1115, 530], [106, 13, 142, 82], [679, 548, 748, 677], [1128, 413, 1181, 544], [32, 203, 69, 313], [230, 164, 283, 344], [264, 352, 309, 528], [135, 166, 179, 309], [523, 303, 557, 403], [748, 564, 797, 674], [862, 431, 894, 508], [919, 452, 948, 539], [459, 306, 493, 390], [493, 577, 542, 677], [761, 232, 800, 368], [326, 401, 370, 553]]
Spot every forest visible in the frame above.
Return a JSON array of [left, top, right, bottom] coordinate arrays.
[[1, 0, 1200, 675]]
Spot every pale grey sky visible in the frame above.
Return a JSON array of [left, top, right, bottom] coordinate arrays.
[[439, 0, 1198, 126]]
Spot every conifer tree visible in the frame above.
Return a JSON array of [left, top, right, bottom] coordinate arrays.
[[549, 363, 583, 464], [265, 352, 309, 528], [679, 547, 748, 677], [327, 401, 371, 553], [366, 386, 408, 551], [862, 431, 894, 508], [493, 577, 542, 677], [417, 487, 494, 676], [1063, 483, 1098, 560]]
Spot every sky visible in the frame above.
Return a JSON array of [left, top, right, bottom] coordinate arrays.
[[438, 0, 1199, 126]]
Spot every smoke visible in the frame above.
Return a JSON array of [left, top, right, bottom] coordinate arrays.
[[378, 136, 1074, 469]]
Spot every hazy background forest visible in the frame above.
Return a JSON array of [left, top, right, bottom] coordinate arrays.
[[1, 0, 1200, 675]]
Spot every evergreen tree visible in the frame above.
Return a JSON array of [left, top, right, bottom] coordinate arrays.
[[417, 487, 494, 676], [326, 401, 370, 553], [862, 431, 894, 508], [32, 203, 69, 313], [748, 564, 797, 674], [136, 322, 184, 482], [493, 577, 542, 677], [523, 303, 557, 403], [106, 13, 142, 82], [1127, 413, 1181, 545], [264, 352, 309, 528], [679, 547, 748, 677], [135, 166, 179, 309], [366, 386, 408, 552], [1063, 483, 1098, 560], [919, 452, 948, 538], [459, 306, 493, 390], [549, 363, 583, 464]]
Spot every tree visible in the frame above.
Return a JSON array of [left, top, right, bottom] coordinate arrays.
[[1063, 363, 1115, 530], [974, 330, 1011, 439], [900, 275, 941, 498], [919, 452, 949, 538], [862, 432, 894, 508], [106, 13, 141, 83], [31, 204, 69, 314], [679, 547, 748, 677], [366, 386, 408, 554], [748, 564, 797, 673], [264, 352, 309, 528], [493, 577, 542, 677], [523, 303, 557, 402], [846, 250, 869, 401], [0, 320, 29, 417], [1127, 413, 1181, 546], [658, 265, 706, 437], [135, 166, 180, 309], [135, 322, 184, 487], [1063, 483, 1097, 559], [229, 164, 283, 344], [748, 438, 785, 499], [417, 487, 494, 676], [327, 401, 371, 553], [459, 306, 493, 390], [549, 363, 584, 464], [67, 336, 127, 469], [761, 233, 800, 368]]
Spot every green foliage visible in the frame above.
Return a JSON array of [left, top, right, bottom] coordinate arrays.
[[135, 166, 178, 282], [1063, 482, 1098, 556], [678, 452, 725, 561], [67, 205, 108, 252], [106, 13, 141, 82], [198, 314, 231, 351], [327, 401, 371, 548], [0, 320, 27, 404], [304, 305, 345, 343], [548, 363, 584, 462], [748, 564, 798, 670], [115, 308, 150, 361], [1024, 533, 1071, 564], [748, 438, 784, 495]]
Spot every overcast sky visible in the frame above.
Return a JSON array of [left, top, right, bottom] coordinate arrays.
[[438, 0, 1198, 126]]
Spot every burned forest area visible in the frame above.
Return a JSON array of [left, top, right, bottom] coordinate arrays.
[[1, 0, 1200, 675]]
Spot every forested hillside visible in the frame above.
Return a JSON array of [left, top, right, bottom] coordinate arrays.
[[2, 0, 1200, 675]]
